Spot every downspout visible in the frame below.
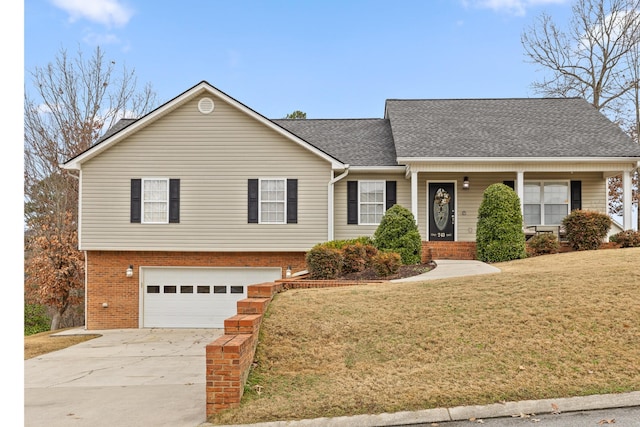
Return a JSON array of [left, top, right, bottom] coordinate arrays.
[[328, 165, 350, 241]]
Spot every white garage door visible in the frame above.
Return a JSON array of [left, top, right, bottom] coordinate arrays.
[[141, 267, 282, 328]]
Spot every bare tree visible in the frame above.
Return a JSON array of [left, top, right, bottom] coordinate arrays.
[[24, 45, 158, 329], [521, 0, 640, 228]]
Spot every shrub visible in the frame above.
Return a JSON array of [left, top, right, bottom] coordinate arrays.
[[25, 303, 50, 335], [562, 210, 612, 251], [373, 204, 422, 265], [341, 243, 368, 274], [321, 236, 374, 250], [305, 245, 342, 279], [371, 252, 401, 277], [526, 233, 560, 256], [610, 230, 640, 248], [476, 183, 527, 262], [362, 244, 379, 267]]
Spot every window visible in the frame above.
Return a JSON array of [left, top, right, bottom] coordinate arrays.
[[524, 181, 569, 226], [143, 179, 169, 223], [248, 178, 298, 224], [259, 179, 286, 224], [131, 178, 180, 224], [347, 180, 396, 225], [359, 181, 385, 225]]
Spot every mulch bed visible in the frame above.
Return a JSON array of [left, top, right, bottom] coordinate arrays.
[[336, 261, 437, 281]]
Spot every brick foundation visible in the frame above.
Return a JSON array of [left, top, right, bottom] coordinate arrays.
[[422, 241, 477, 260], [84, 251, 306, 330]]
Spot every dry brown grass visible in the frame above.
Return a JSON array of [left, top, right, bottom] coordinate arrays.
[[24, 329, 101, 360], [209, 247, 640, 425]]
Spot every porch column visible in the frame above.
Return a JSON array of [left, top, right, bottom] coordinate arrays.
[[411, 171, 418, 223], [516, 171, 525, 216], [623, 170, 632, 230]]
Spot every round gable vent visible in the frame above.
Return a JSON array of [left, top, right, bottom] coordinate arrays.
[[198, 97, 215, 114]]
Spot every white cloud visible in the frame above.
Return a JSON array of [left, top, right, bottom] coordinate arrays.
[[83, 32, 121, 46], [466, 0, 570, 16], [51, 0, 134, 27]]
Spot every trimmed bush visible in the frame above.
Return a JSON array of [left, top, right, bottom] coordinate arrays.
[[341, 243, 368, 274], [305, 245, 342, 279], [610, 230, 640, 248], [371, 252, 401, 277], [562, 210, 612, 251], [373, 204, 422, 265], [476, 183, 527, 262], [526, 233, 560, 256], [362, 244, 379, 267], [321, 236, 374, 250]]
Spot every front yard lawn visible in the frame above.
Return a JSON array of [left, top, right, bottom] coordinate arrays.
[[209, 247, 640, 425]]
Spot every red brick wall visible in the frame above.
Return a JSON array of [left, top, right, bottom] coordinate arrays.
[[85, 251, 306, 330], [206, 282, 281, 415], [422, 241, 477, 260]]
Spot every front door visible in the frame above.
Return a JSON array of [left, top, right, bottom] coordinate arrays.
[[428, 183, 455, 241]]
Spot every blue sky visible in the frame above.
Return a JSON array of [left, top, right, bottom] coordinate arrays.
[[23, 0, 574, 119]]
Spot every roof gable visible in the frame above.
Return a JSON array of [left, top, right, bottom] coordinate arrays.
[[62, 81, 345, 170]]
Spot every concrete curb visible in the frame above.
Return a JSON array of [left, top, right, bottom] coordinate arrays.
[[203, 391, 640, 427]]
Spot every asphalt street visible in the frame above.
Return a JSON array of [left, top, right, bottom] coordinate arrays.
[[413, 406, 640, 427]]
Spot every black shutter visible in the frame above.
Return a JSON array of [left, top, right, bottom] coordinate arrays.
[[503, 180, 515, 190], [386, 181, 397, 210], [248, 179, 259, 223], [169, 179, 180, 223], [571, 180, 582, 211], [287, 179, 298, 224], [347, 181, 358, 224], [131, 179, 141, 223]]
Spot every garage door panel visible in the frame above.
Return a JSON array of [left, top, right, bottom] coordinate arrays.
[[141, 267, 281, 328]]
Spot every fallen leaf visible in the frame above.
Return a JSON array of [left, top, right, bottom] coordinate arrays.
[[532, 419, 541, 423], [598, 419, 616, 424], [551, 403, 561, 414], [519, 365, 526, 370]]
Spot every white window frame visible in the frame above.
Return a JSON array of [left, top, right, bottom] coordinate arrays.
[[142, 178, 169, 224], [523, 180, 570, 226], [358, 180, 385, 225], [258, 178, 287, 224]]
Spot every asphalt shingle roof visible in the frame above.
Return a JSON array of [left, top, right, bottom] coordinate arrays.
[[272, 118, 397, 166], [384, 98, 640, 158], [92, 98, 640, 167]]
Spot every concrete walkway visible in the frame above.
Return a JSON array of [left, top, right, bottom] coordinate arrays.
[[391, 259, 501, 283]]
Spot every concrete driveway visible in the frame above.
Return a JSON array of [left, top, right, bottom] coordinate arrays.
[[25, 328, 223, 427]]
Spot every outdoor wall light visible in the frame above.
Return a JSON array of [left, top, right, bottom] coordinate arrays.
[[285, 266, 292, 278], [463, 177, 470, 189], [126, 265, 134, 277]]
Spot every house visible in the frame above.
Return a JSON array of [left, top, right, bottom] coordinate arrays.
[[62, 80, 640, 329]]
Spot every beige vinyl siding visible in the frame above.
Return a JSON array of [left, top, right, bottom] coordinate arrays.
[[334, 172, 410, 241], [417, 172, 605, 242], [80, 95, 332, 251]]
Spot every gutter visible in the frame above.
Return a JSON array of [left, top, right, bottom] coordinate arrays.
[[328, 166, 349, 241]]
